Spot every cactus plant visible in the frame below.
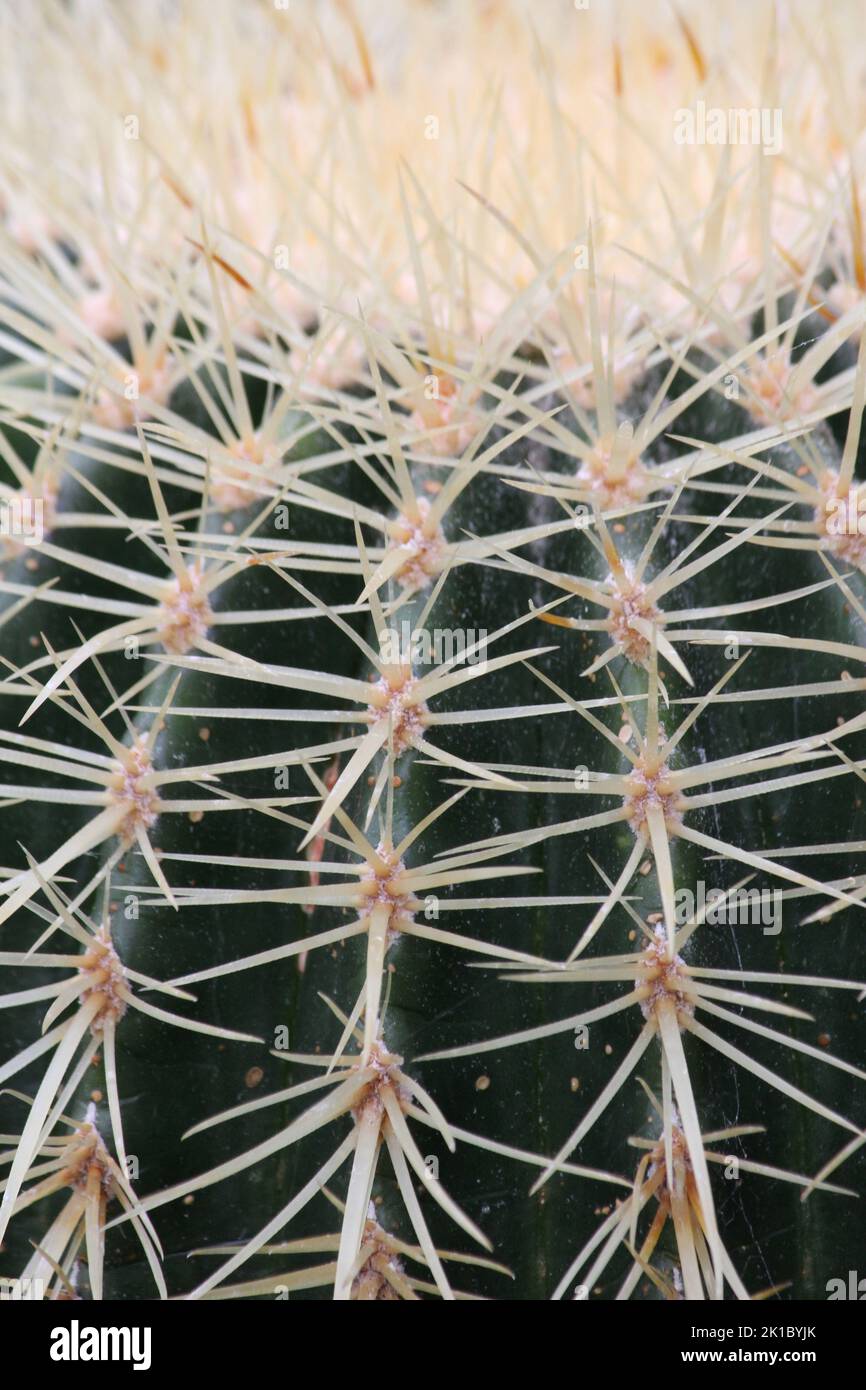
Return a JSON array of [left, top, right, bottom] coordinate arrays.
[[1, 0, 866, 1305]]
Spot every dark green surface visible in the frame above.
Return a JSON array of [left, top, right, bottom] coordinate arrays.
[[1, 350, 865, 1301]]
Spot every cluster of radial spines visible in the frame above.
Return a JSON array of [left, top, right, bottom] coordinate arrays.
[[366, 668, 429, 754], [350, 1216, 411, 1301], [408, 373, 481, 456], [106, 737, 159, 845], [606, 577, 662, 666], [208, 435, 282, 514], [62, 1118, 116, 1202], [77, 928, 129, 1035], [350, 1040, 411, 1125], [2, 0, 866, 1307], [637, 929, 695, 1027], [622, 759, 685, 839], [356, 846, 415, 936], [576, 427, 651, 510], [385, 498, 448, 592], [740, 351, 820, 427], [157, 566, 214, 654]]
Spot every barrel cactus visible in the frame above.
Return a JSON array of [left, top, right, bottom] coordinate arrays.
[[1, 0, 866, 1305]]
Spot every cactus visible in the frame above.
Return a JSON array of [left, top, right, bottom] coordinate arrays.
[[1, 0, 866, 1305]]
